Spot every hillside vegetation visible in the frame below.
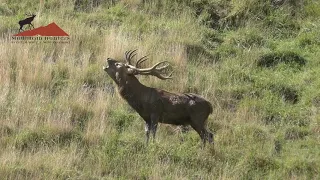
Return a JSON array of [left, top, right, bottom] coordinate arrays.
[[1, 0, 320, 179]]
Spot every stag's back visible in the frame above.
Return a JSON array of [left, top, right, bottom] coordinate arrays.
[[157, 90, 212, 125], [183, 93, 213, 115]]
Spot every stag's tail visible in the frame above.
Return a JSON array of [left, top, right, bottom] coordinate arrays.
[[207, 101, 213, 114]]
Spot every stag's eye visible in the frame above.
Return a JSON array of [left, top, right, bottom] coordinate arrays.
[[115, 63, 122, 67]]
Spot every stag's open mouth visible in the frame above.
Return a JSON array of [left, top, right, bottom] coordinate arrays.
[[104, 58, 113, 70], [103, 65, 109, 70]]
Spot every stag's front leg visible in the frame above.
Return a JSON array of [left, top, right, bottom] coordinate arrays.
[[150, 114, 159, 142], [145, 121, 151, 144], [19, 25, 23, 32], [151, 123, 158, 142]]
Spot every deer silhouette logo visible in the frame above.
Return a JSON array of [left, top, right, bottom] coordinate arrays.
[[18, 13, 36, 32]]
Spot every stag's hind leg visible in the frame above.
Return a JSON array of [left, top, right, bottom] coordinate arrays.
[[207, 130, 214, 144], [190, 122, 207, 145], [190, 116, 214, 146]]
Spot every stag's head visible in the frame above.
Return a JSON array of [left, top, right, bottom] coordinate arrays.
[[26, 13, 36, 18], [103, 50, 173, 84]]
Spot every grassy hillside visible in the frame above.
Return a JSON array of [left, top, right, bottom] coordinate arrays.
[[1, 0, 320, 179]]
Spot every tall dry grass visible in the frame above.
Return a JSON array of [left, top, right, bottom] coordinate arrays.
[[0, 0, 320, 179]]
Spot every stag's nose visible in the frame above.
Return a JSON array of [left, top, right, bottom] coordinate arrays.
[[106, 58, 116, 64], [103, 58, 112, 70], [106, 58, 118, 65]]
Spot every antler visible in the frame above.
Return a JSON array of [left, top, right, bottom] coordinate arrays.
[[124, 50, 173, 80], [135, 55, 148, 68], [131, 61, 173, 80], [26, 11, 33, 16], [125, 49, 137, 65]]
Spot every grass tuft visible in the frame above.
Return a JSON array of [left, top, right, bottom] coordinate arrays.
[[257, 51, 306, 68]]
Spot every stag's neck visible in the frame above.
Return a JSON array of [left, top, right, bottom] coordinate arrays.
[[117, 76, 151, 101]]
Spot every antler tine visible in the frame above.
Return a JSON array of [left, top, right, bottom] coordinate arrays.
[[162, 71, 173, 79], [151, 70, 173, 80], [150, 61, 170, 71], [128, 49, 137, 59], [136, 55, 148, 68], [129, 52, 137, 61], [155, 62, 170, 71], [140, 71, 173, 79], [151, 61, 173, 79], [133, 61, 173, 80], [125, 50, 130, 60], [132, 61, 170, 72], [125, 49, 137, 65]]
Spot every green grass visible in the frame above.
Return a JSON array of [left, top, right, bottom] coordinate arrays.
[[0, 0, 320, 179]]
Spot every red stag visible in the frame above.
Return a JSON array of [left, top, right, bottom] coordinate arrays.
[[18, 13, 36, 32], [103, 50, 214, 145]]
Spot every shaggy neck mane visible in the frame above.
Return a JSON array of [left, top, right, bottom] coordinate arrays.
[[117, 75, 150, 103]]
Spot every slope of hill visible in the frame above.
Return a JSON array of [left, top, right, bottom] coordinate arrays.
[[0, 0, 320, 179]]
